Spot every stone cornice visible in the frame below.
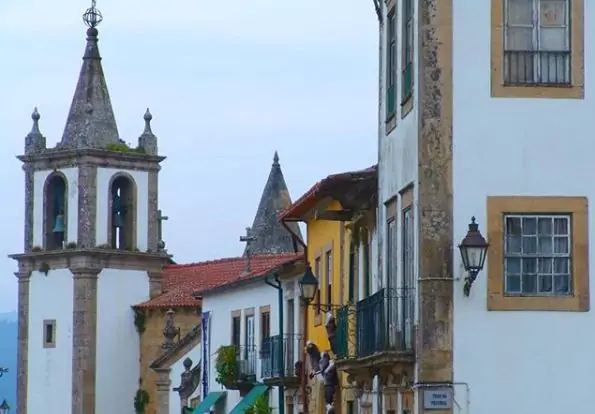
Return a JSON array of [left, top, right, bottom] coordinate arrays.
[[9, 248, 172, 273], [17, 149, 165, 172]]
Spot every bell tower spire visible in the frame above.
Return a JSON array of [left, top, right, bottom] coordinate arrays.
[[60, 0, 120, 149]]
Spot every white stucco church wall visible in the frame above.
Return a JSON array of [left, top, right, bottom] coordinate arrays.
[[96, 269, 149, 414], [26, 268, 74, 414]]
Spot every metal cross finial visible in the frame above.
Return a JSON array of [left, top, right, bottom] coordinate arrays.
[[157, 209, 169, 252], [240, 227, 257, 273], [83, 0, 103, 28]]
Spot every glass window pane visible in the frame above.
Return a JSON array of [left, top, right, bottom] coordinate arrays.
[[538, 258, 553, 273], [508, 0, 534, 25], [539, 27, 567, 51], [506, 258, 521, 274], [506, 27, 534, 50], [537, 217, 553, 235], [554, 274, 570, 294], [554, 257, 569, 273], [537, 236, 553, 254], [506, 235, 522, 253], [522, 217, 537, 234], [522, 236, 537, 253], [553, 236, 569, 253], [554, 217, 568, 234], [522, 273, 537, 293], [506, 275, 521, 293], [540, 1, 566, 26], [538, 275, 553, 293], [523, 258, 537, 273], [506, 216, 522, 235]]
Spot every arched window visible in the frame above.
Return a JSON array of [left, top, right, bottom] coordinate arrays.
[[44, 173, 67, 250], [109, 174, 137, 250]]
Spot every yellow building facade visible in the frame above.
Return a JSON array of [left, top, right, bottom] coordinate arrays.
[[281, 166, 378, 414]]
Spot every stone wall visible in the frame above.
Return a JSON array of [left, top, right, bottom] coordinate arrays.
[[139, 307, 200, 414]]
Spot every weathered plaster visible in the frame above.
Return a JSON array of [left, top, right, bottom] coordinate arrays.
[[416, 0, 454, 402]]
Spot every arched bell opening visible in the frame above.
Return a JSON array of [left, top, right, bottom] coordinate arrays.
[[108, 173, 137, 250], [43, 172, 68, 250]]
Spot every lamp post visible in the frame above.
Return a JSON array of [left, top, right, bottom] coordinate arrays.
[[264, 274, 285, 414], [458, 216, 489, 296], [298, 266, 319, 305], [297, 266, 318, 414], [0, 398, 10, 414]]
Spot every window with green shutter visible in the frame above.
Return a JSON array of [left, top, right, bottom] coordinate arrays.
[[386, 11, 397, 118], [401, 0, 414, 103]]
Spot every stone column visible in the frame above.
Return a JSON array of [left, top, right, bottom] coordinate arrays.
[[77, 164, 97, 248], [154, 368, 172, 414], [417, 0, 454, 414], [147, 171, 159, 253], [15, 270, 31, 414], [23, 165, 34, 252], [72, 269, 100, 414]]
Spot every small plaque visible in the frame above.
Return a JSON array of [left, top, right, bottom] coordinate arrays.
[[423, 388, 453, 411]]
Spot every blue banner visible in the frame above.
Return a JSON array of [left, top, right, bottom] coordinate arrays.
[[201, 310, 211, 398]]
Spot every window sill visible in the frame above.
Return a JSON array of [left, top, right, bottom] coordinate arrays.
[[385, 114, 396, 135], [487, 294, 589, 312], [401, 95, 413, 119], [491, 82, 584, 99]]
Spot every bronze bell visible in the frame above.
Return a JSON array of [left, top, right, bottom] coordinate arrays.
[[52, 214, 65, 233]]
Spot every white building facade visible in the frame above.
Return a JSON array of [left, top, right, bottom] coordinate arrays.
[[376, 1, 593, 414], [197, 264, 304, 414]]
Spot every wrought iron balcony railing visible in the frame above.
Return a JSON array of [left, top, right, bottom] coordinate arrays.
[[260, 333, 303, 379], [236, 345, 257, 382], [334, 287, 416, 360], [504, 50, 571, 86]]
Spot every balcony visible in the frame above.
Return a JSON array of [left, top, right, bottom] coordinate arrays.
[[260, 334, 304, 388], [334, 288, 416, 387], [218, 345, 258, 396]]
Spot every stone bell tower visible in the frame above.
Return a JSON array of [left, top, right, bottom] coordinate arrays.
[[10, 3, 171, 414]]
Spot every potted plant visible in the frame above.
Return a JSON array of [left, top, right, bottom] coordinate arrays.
[[215, 345, 238, 387], [245, 394, 272, 414]]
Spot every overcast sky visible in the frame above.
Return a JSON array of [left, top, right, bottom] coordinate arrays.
[[0, 0, 378, 312]]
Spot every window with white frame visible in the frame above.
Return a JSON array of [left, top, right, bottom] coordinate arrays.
[[504, 0, 570, 85], [504, 214, 571, 296]]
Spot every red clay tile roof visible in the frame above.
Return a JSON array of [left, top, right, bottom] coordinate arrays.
[[134, 253, 303, 309], [279, 165, 377, 221]]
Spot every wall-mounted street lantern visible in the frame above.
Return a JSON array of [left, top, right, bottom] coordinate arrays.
[[458, 216, 489, 297], [0, 398, 10, 414], [298, 266, 319, 303]]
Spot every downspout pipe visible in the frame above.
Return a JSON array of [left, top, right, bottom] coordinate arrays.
[[280, 219, 309, 413], [264, 275, 285, 414]]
